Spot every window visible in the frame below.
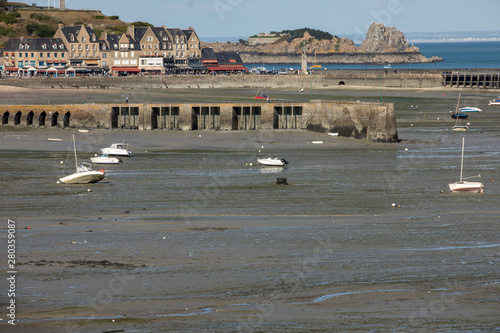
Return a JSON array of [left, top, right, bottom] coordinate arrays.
[[130, 44, 134, 49], [82, 37, 86, 43], [61, 52, 65, 57], [18, 53, 22, 57], [130, 52, 134, 57], [102, 61, 107, 67], [71, 45, 75, 51], [25, 53, 28, 57], [39, 61, 45, 66], [113, 60, 121, 65], [47, 53, 51, 57], [26, 44, 30, 49], [102, 53, 107, 58], [54, 53, 58, 57], [31, 53, 34, 57], [114, 51, 119, 57], [19, 44, 24, 49], [18, 61, 24, 67], [60, 44, 64, 49]]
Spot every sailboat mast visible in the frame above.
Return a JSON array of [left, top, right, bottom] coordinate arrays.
[[460, 137, 465, 182], [73, 134, 78, 172]]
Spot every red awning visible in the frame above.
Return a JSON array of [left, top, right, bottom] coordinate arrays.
[[4, 67, 19, 71], [206, 66, 247, 71], [112, 67, 140, 72]]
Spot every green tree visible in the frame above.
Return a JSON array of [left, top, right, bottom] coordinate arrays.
[[26, 22, 55, 37]]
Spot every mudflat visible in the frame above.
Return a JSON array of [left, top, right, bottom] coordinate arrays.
[[1, 86, 499, 332]]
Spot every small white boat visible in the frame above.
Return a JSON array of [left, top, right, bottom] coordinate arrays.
[[312, 140, 324, 144], [48, 138, 63, 142], [58, 135, 105, 184], [489, 97, 500, 105], [452, 126, 468, 131], [78, 129, 90, 133], [451, 95, 468, 131], [100, 143, 133, 157], [459, 107, 482, 112], [90, 153, 123, 164], [257, 157, 289, 166], [328, 133, 339, 137], [448, 137, 483, 193]]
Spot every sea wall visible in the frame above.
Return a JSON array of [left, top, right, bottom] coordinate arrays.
[[0, 72, 443, 90], [0, 100, 398, 142]]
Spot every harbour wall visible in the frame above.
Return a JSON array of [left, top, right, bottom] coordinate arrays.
[[0, 100, 398, 142], [0, 72, 442, 89], [1, 71, 499, 89]]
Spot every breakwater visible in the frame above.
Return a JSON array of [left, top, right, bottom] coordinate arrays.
[[0, 100, 398, 142]]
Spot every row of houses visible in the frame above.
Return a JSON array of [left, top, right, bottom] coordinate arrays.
[[1, 24, 247, 76]]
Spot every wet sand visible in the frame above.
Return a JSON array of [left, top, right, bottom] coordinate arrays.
[[1, 86, 500, 332]]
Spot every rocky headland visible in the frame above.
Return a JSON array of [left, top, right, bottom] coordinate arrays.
[[203, 23, 443, 65]]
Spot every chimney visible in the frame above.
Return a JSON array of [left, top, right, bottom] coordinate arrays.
[[126, 25, 135, 38], [89, 23, 94, 29], [101, 32, 107, 40]]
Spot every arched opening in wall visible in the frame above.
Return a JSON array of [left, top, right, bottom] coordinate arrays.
[[63, 112, 70, 127], [14, 111, 22, 125], [39, 111, 46, 126], [338, 81, 345, 85], [51, 112, 59, 127], [27, 111, 34, 126], [2, 112, 10, 125]]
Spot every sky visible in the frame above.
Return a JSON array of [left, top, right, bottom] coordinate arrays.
[[36, 0, 500, 38]]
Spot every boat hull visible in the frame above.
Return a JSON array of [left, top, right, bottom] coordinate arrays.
[[100, 148, 133, 157], [449, 181, 483, 193], [59, 171, 105, 184], [257, 158, 288, 166], [91, 157, 122, 164]]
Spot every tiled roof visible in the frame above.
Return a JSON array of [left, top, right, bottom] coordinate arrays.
[[2, 38, 67, 52]]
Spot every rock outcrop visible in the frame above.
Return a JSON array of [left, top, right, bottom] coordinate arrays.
[[204, 23, 443, 64], [360, 22, 418, 53]]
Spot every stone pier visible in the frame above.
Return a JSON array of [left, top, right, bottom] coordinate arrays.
[[0, 100, 398, 142]]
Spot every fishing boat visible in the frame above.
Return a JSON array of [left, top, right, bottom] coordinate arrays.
[[488, 97, 500, 105], [452, 94, 469, 131], [58, 135, 105, 184], [459, 107, 482, 112], [448, 137, 483, 193], [100, 143, 133, 157], [90, 153, 123, 164], [257, 157, 289, 166]]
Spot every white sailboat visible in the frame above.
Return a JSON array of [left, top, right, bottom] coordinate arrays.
[[58, 135, 105, 184], [448, 137, 483, 193]]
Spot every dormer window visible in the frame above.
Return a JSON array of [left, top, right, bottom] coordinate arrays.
[[19, 44, 24, 49], [26, 44, 30, 49], [59, 44, 64, 49], [82, 37, 86, 43], [53, 44, 57, 49], [71, 35, 74, 42]]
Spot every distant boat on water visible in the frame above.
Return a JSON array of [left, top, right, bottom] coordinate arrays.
[[448, 137, 483, 193]]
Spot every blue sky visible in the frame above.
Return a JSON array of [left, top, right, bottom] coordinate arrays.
[[38, 0, 499, 38]]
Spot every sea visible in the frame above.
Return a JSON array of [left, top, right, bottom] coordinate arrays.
[[244, 41, 500, 71]]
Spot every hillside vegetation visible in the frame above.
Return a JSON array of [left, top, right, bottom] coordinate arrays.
[[0, 2, 146, 46]]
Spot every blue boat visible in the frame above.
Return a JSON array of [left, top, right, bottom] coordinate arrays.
[[451, 113, 469, 119]]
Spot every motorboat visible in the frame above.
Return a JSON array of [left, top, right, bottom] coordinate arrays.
[[100, 143, 133, 157], [452, 126, 468, 131], [91, 153, 123, 164], [489, 97, 500, 105], [257, 157, 289, 166], [451, 113, 468, 119], [459, 107, 482, 112], [58, 135, 105, 184], [448, 137, 483, 193]]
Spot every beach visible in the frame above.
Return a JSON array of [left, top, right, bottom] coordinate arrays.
[[1, 86, 500, 332]]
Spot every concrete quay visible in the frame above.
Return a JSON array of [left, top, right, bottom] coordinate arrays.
[[0, 100, 398, 142]]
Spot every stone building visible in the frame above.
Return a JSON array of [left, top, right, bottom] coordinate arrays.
[[1, 37, 69, 76]]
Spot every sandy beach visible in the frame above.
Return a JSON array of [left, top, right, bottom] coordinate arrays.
[[1, 86, 499, 332]]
